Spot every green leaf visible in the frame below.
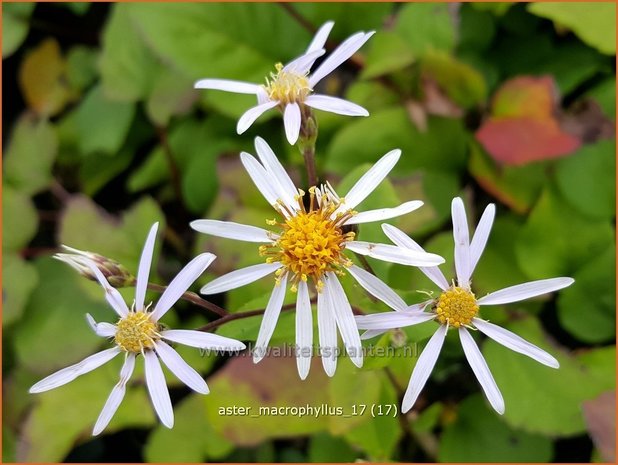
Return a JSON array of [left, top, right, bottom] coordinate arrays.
[[2, 186, 38, 252], [361, 32, 415, 79], [74, 85, 135, 156], [99, 4, 161, 102], [12, 258, 114, 374], [482, 316, 610, 436], [555, 139, 616, 221], [395, 3, 456, 55], [557, 244, 615, 344], [528, 2, 616, 55], [421, 51, 487, 109], [2, 254, 39, 327], [308, 433, 357, 462], [146, 68, 196, 126], [181, 141, 221, 215], [439, 394, 553, 462], [4, 116, 58, 195], [22, 359, 155, 462], [586, 77, 616, 121], [341, 375, 402, 461], [66, 46, 98, 92], [458, 5, 496, 52], [325, 108, 467, 176], [58, 195, 165, 275], [515, 187, 614, 279], [2, 2, 35, 58], [145, 394, 234, 462]]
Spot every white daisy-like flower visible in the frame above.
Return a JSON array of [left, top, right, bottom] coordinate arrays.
[[195, 21, 373, 145], [29, 223, 246, 435], [190, 137, 444, 379], [355, 197, 574, 414]]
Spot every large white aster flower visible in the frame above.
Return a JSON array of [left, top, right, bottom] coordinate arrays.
[[191, 137, 444, 379], [30, 223, 246, 435], [355, 197, 574, 414], [195, 21, 373, 145]]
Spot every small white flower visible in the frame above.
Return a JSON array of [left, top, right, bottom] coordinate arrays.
[[195, 21, 373, 145], [30, 223, 246, 435], [355, 197, 574, 414], [191, 137, 443, 379]]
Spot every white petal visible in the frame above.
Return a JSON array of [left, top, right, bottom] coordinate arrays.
[[346, 241, 445, 267], [473, 318, 559, 368], [477, 278, 575, 306], [347, 265, 407, 312], [341, 149, 401, 210], [237, 101, 279, 134], [306, 21, 334, 54], [155, 341, 209, 394], [283, 49, 325, 74], [451, 197, 472, 288], [254, 136, 299, 209], [253, 274, 287, 363], [240, 152, 281, 208], [257, 86, 269, 105], [309, 31, 375, 87], [143, 350, 174, 428], [469, 204, 495, 276], [79, 258, 129, 317], [86, 314, 117, 338], [190, 219, 273, 243], [344, 200, 423, 225], [283, 102, 302, 145], [295, 280, 313, 380], [360, 329, 388, 340], [355, 311, 435, 330], [200, 262, 281, 295], [29, 348, 121, 393], [194, 78, 260, 94], [92, 353, 136, 436], [304, 94, 368, 116], [382, 224, 449, 291], [325, 273, 363, 368], [162, 329, 246, 351], [135, 223, 159, 312], [317, 287, 338, 377], [150, 253, 216, 322], [459, 327, 505, 414], [402, 325, 447, 413]]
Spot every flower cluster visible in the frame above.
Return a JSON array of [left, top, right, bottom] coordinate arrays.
[[30, 21, 574, 435]]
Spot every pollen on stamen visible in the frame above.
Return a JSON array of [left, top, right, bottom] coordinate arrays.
[[263, 63, 313, 105], [260, 187, 356, 291], [114, 311, 160, 353], [434, 287, 479, 328]]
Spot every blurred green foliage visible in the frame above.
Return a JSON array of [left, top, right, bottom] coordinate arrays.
[[2, 2, 615, 463]]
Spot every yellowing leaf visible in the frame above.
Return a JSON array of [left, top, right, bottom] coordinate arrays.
[[18, 38, 71, 117]]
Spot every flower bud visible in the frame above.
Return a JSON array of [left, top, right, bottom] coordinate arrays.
[[54, 245, 135, 288]]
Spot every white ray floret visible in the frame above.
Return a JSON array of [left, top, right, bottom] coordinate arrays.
[[30, 223, 246, 435], [192, 137, 442, 378], [355, 197, 574, 414], [195, 22, 373, 144]]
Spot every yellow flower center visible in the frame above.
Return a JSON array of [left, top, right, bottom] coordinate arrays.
[[260, 187, 356, 291], [114, 311, 160, 353], [264, 63, 312, 104], [435, 287, 479, 328]]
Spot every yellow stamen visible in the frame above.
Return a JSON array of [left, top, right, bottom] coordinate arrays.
[[434, 287, 479, 328], [263, 63, 312, 104], [114, 311, 159, 353]]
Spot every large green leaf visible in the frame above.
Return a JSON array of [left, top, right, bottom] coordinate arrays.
[[3, 254, 39, 327], [554, 139, 616, 221], [2, 185, 38, 252], [515, 187, 614, 279], [2, 2, 35, 58], [528, 3, 616, 55], [557, 244, 615, 344], [482, 316, 612, 436], [439, 395, 553, 462], [395, 3, 456, 55], [4, 116, 57, 195]]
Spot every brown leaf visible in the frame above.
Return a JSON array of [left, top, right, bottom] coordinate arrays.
[[582, 390, 616, 462]]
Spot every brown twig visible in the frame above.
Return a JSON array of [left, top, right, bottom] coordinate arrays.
[[146, 282, 228, 317], [155, 126, 185, 206]]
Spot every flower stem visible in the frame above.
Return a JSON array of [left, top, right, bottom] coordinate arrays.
[[298, 105, 318, 187]]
